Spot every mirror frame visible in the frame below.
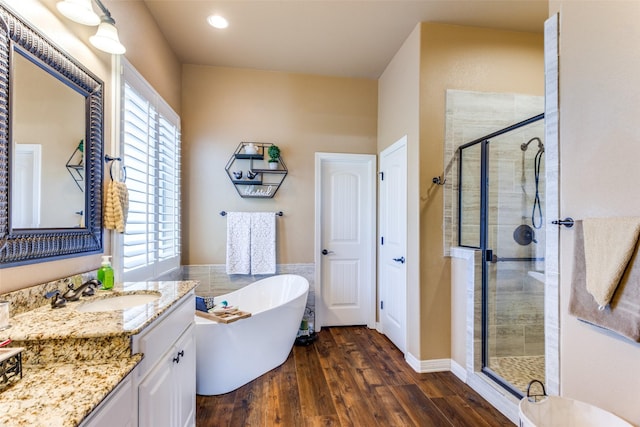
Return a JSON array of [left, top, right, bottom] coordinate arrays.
[[0, 5, 104, 267]]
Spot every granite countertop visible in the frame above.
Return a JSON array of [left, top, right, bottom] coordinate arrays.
[[0, 280, 198, 427], [0, 356, 142, 427], [6, 281, 197, 341]]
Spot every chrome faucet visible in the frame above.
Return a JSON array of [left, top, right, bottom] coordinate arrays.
[[62, 279, 99, 301]]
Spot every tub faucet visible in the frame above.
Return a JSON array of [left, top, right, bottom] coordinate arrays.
[[62, 279, 99, 301]]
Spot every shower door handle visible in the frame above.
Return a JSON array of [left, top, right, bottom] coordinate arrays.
[[485, 249, 497, 263], [393, 257, 405, 264], [551, 217, 574, 228], [321, 249, 334, 255]]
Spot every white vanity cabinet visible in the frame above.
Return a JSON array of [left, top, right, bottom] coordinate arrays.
[[138, 324, 195, 427], [133, 291, 196, 427], [79, 372, 136, 427]]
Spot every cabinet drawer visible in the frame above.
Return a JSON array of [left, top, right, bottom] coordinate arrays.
[[134, 291, 194, 376]]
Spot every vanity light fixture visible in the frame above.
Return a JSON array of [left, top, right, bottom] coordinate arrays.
[[56, 0, 100, 25], [207, 14, 229, 29], [56, 0, 126, 54]]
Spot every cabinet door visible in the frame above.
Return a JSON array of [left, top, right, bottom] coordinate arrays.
[[138, 356, 173, 427], [80, 373, 135, 427], [174, 324, 196, 427]]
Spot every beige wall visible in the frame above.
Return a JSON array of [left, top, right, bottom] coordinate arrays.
[[105, 0, 181, 113], [420, 24, 544, 360], [378, 25, 422, 359], [0, 0, 179, 293], [181, 65, 377, 265], [553, 1, 640, 424]]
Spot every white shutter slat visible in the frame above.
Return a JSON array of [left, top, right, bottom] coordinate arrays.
[[121, 64, 180, 280]]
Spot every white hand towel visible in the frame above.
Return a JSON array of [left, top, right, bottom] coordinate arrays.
[[250, 212, 276, 275], [583, 217, 640, 309], [226, 212, 251, 275]]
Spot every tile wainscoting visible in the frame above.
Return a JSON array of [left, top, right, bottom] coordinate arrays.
[[160, 263, 316, 323]]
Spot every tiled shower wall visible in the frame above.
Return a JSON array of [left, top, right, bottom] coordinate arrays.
[[487, 119, 546, 358], [443, 90, 544, 255], [444, 90, 545, 357]]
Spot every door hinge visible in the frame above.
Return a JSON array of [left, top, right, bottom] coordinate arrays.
[[380, 236, 384, 245], [378, 171, 384, 181], [380, 301, 384, 310]]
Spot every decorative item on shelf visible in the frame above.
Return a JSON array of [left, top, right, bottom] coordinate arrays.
[[268, 145, 281, 170], [225, 142, 287, 198]]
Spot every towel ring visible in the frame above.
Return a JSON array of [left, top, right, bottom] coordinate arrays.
[[105, 155, 127, 183]]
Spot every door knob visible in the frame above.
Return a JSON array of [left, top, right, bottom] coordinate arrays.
[[321, 249, 334, 255], [393, 257, 405, 264]]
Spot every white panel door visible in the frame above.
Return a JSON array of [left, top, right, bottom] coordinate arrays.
[[12, 144, 41, 228], [316, 153, 376, 328], [379, 136, 407, 352]]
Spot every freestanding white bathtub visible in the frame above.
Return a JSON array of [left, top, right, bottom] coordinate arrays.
[[194, 274, 309, 395], [519, 396, 633, 427]]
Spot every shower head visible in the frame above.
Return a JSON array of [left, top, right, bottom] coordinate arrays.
[[521, 137, 544, 152]]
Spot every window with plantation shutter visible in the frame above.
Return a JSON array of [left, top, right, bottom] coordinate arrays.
[[120, 61, 181, 281]]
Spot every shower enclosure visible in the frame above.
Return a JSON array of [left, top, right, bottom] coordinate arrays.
[[458, 114, 545, 397]]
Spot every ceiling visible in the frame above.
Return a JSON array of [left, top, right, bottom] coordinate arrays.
[[135, 0, 548, 79]]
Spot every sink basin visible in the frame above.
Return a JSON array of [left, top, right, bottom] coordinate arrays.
[[76, 293, 160, 312]]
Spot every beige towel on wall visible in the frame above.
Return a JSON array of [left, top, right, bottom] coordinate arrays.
[[569, 221, 640, 342], [583, 217, 640, 309], [104, 181, 129, 233]]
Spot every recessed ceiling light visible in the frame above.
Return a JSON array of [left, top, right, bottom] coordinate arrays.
[[207, 15, 228, 29]]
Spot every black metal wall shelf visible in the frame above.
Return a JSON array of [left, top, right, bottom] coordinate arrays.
[[65, 140, 85, 192], [225, 142, 287, 198]]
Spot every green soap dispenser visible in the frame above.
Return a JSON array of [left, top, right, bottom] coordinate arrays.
[[97, 255, 114, 290]]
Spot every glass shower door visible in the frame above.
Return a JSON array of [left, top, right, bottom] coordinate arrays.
[[483, 121, 546, 396]]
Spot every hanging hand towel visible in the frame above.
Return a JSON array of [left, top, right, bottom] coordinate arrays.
[[569, 220, 640, 342], [104, 181, 129, 233], [250, 212, 276, 275], [226, 212, 251, 275], [583, 217, 640, 309]]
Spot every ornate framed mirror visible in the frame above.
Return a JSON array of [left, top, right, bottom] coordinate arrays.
[[0, 5, 104, 267]]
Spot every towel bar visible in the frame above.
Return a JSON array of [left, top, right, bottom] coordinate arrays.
[[220, 211, 283, 217]]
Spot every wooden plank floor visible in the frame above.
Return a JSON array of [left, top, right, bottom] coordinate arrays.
[[196, 326, 513, 426]]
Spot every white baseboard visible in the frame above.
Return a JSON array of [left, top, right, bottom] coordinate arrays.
[[450, 359, 467, 382], [405, 353, 451, 373]]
